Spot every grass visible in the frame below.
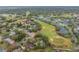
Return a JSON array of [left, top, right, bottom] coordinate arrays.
[[35, 20, 73, 49]]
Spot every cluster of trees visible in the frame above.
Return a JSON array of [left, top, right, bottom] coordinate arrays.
[[0, 6, 79, 15], [26, 20, 41, 32], [21, 33, 52, 52], [10, 29, 26, 42]]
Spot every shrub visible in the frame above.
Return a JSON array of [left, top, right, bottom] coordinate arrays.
[[34, 33, 50, 49], [11, 30, 26, 42]]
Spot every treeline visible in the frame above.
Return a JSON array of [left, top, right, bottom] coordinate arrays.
[[0, 6, 79, 15]]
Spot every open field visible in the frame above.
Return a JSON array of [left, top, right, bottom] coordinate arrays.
[[35, 20, 73, 49]]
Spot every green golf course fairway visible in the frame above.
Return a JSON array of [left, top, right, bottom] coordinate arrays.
[[36, 20, 73, 49]]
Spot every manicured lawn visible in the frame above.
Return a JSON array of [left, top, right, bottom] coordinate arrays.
[[35, 20, 73, 49]]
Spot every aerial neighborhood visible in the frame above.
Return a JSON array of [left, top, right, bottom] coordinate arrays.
[[0, 6, 79, 52]]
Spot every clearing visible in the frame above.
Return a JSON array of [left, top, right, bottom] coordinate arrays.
[[35, 20, 73, 49]]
